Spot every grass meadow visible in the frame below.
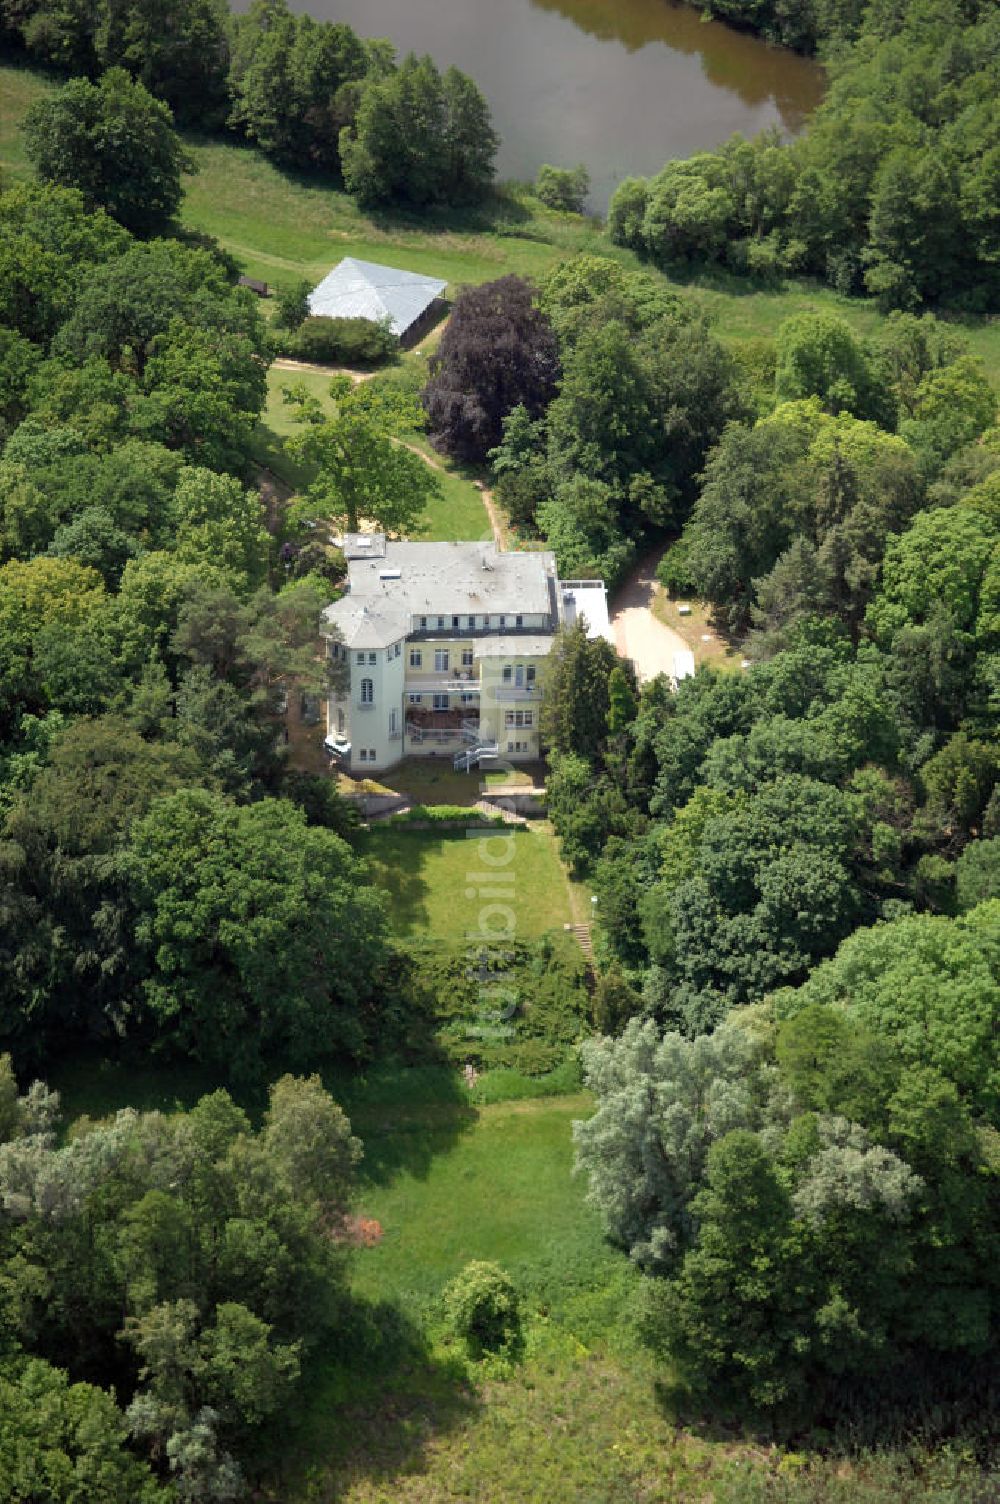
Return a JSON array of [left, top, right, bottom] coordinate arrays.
[[4, 59, 999, 390], [359, 823, 577, 941]]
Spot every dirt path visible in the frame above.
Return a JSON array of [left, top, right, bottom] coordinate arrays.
[[399, 443, 502, 547], [610, 550, 696, 685], [475, 482, 504, 547], [272, 357, 375, 384]]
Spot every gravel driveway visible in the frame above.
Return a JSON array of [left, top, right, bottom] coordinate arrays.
[[610, 553, 696, 685]]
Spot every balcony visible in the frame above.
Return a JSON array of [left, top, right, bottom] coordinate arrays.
[[409, 621, 551, 639], [492, 684, 541, 703], [406, 724, 469, 746], [406, 676, 480, 694], [407, 707, 479, 731]]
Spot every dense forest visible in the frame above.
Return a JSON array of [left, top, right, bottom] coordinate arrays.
[[0, 0, 998, 1496]]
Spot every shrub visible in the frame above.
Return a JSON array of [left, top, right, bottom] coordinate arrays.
[[274, 278, 312, 332], [443, 1261, 521, 1354], [396, 804, 505, 825], [535, 163, 590, 214], [283, 316, 398, 367], [657, 536, 696, 596]]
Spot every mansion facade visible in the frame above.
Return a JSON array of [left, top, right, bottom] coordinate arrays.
[[321, 536, 611, 774]]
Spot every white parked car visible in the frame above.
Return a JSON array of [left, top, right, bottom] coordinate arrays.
[[323, 734, 351, 760]]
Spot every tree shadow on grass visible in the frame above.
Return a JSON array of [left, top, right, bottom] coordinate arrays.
[[327, 1059, 478, 1187], [357, 831, 435, 938], [653, 1348, 1000, 1456], [364, 185, 534, 241], [262, 1295, 480, 1502]]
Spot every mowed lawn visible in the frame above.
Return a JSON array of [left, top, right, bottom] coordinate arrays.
[[349, 1093, 614, 1315], [360, 825, 575, 940]]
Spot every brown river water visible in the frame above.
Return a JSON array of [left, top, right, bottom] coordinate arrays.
[[277, 0, 825, 210]]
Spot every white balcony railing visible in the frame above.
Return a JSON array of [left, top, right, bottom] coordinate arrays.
[[492, 685, 540, 703], [405, 678, 480, 694]]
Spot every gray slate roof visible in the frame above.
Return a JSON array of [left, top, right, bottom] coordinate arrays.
[[308, 258, 446, 337], [322, 541, 558, 648], [324, 598, 411, 651]]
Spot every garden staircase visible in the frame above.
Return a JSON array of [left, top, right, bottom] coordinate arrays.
[[569, 923, 597, 994], [453, 741, 499, 772]]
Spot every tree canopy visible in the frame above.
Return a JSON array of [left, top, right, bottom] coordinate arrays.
[[23, 69, 193, 236]]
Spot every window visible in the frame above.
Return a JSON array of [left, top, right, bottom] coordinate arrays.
[[460, 692, 477, 704], [499, 615, 506, 628], [502, 665, 512, 684], [389, 709, 398, 735], [437, 616, 445, 629], [408, 692, 422, 704], [526, 665, 536, 685], [419, 615, 427, 629], [515, 615, 523, 628], [507, 740, 528, 753], [368, 652, 377, 665], [356, 651, 365, 665], [394, 642, 401, 658], [483, 616, 490, 629], [468, 615, 476, 630], [461, 647, 474, 668], [505, 711, 534, 728], [360, 678, 373, 705], [452, 615, 460, 629], [359, 748, 369, 763], [434, 649, 449, 672], [432, 693, 449, 711], [337, 710, 345, 733], [409, 648, 422, 668]]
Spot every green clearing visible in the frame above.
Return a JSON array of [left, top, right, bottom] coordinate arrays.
[[363, 756, 542, 806], [258, 365, 489, 539], [360, 823, 575, 940], [284, 1090, 692, 1504]]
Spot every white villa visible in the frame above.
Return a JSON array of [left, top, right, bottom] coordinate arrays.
[[321, 536, 611, 774]]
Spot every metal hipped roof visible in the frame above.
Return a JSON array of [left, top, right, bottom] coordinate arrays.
[[308, 258, 447, 337]]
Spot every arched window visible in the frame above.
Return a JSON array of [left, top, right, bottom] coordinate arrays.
[[360, 678, 374, 704]]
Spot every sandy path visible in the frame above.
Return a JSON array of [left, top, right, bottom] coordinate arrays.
[[610, 552, 696, 684]]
